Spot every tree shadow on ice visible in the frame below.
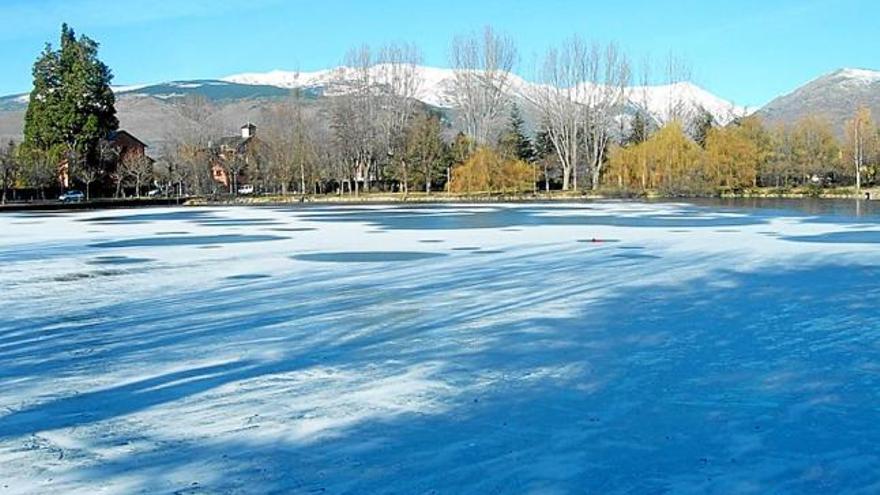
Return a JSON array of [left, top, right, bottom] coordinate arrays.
[[0, 245, 676, 433], [293, 204, 770, 230], [3, 252, 880, 493]]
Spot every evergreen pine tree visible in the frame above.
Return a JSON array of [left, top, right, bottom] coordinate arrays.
[[23, 44, 62, 152], [692, 108, 715, 148], [498, 104, 536, 163], [534, 123, 558, 191], [626, 111, 650, 145], [534, 128, 551, 158], [22, 24, 118, 189]]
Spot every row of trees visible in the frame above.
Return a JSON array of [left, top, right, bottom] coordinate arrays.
[[156, 90, 875, 200], [10, 24, 877, 201], [151, 28, 637, 197], [606, 109, 879, 195], [189, 29, 760, 197], [154, 92, 543, 198], [1, 142, 156, 202]]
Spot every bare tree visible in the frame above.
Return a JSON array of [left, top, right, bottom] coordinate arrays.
[[376, 42, 424, 192], [21, 147, 60, 200], [529, 36, 589, 191], [76, 162, 102, 200], [627, 54, 655, 135], [845, 107, 876, 193], [0, 140, 18, 204], [78, 139, 116, 200], [119, 153, 153, 197], [154, 142, 185, 199], [528, 38, 629, 190], [449, 26, 517, 146], [663, 53, 694, 125], [264, 89, 322, 197], [264, 98, 301, 196], [167, 94, 220, 195], [583, 42, 630, 189], [330, 45, 383, 195]]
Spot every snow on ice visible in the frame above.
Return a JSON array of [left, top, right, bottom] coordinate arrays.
[[1, 201, 880, 493]]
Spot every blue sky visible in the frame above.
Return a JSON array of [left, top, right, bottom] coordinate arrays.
[[0, 0, 875, 107]]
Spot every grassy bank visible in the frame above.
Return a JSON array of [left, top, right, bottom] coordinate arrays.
[[187, 190, 601, 205], [189, 186, 879, 206], [0, 197, 190, 212], [4, 188, 874, 211]]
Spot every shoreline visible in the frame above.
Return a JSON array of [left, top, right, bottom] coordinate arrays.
[[1, 188, 878, 212]]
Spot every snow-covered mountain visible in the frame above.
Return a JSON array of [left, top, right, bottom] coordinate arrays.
[[223, 65, 745, 125], [625, 82, 745, 125], [9, 66, 877, 148], [757, 68, 880, 133], [0, 64, 745, 148]]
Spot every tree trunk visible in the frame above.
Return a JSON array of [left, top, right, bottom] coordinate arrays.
[[299, 159, 306, 200], [855, 128, 862, 194], [401, 159, 409, 200]]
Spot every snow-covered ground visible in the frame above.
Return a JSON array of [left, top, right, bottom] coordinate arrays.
[[1, 201, 880, 494]]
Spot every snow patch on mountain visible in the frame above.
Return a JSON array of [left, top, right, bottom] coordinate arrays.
[[169, 82, 204, 89], [114, 83, 152, 93], [627, 82, 744, 124], [836, 68, 880, 82], [7, 84, 152, 104], [832, 68, 880, 86], [224, 65, 462, 107], [224, 65, 744, 125]]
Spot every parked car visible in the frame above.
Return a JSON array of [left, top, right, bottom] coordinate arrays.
[[237, 185, 255, 195], [58, 190, 85, 203], [147, 188, 163, 197]]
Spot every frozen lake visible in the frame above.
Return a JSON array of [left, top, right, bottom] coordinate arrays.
[[1, 201, 880, 493]]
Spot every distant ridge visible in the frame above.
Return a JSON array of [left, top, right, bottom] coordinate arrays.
[[756, 68, 880, 132], [3, 65, 877, 146], [223, 64, 745, 125]]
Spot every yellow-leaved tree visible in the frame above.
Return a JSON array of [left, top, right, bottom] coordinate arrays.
[[704, 123, 760, 190], [790, 116, 841, 185], [449, 147, 535, 194], [606, 121, 705, 194]]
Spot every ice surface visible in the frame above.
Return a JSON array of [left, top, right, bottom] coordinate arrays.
[[1, 201, 880, 493]]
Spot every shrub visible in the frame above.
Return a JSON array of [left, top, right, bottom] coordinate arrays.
[[449, 147, 535, 194]]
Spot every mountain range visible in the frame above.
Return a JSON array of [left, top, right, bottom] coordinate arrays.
[[756, 68, 880, 131], [0, 66, 877, 149]]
